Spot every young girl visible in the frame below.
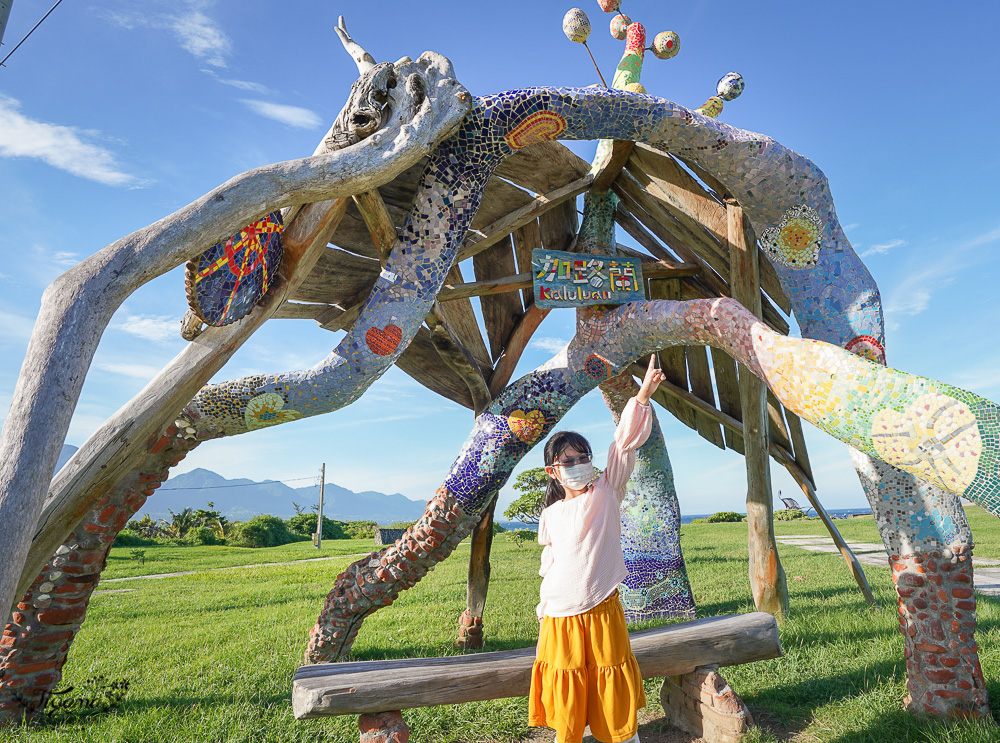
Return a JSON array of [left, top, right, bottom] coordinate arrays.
[[529, 355, 665, 743]]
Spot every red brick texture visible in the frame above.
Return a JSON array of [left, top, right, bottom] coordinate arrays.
[[0, 424, 203, 724]]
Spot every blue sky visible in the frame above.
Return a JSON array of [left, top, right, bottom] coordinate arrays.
[[1, 0, 999, 519]]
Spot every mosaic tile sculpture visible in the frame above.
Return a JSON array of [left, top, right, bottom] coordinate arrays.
[[574, 12, 695, 622], [5, 56, 998, 723]]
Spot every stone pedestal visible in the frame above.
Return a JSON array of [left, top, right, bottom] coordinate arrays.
[[359, 710, 409, 743], [659, 665, 753, 743], [455, 610, 484, 650]]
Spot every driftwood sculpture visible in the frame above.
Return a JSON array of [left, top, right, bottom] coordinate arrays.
[[1, 15, 997, 725]]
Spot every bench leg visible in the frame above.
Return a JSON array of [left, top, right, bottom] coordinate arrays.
[[359, 710, 409, 743], [659, 665, 752, 743]]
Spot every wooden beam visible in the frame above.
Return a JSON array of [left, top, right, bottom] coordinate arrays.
[[426, 305, 492, 416], [591, 140, 635, 193], [473, 236, 522, 362], [710, 348, 745, 454], [614, 182, 790, 336], [351, 189, 396, 265], [728, 201, 788, 618], [488, 304, 550, 398], [685, 345, 726, 449], [647, 278, 697, 430], [630, 145, 791, 315], [784, 410, 815, 486], [436, 264, 492, 372], [292, 612, 781, 718], [627, 362, 875, 607], [511, 220, 542, 308], [395, 327, 475, 410], [456, 174, 594, 262], [437, 262, 700, 303]]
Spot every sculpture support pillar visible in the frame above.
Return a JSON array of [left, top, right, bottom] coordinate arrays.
[[457, 497, 496, 649], [727, 202, 788, 617], [0, 424, 202, 724]]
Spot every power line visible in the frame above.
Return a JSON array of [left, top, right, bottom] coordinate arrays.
[[157, 476, 321, 492], [1, 0, 65, 68]]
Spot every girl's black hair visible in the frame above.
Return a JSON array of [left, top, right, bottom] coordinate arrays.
[[543, 430, 592, 508]]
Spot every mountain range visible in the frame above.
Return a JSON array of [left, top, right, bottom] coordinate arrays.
[[54, 445, 428, 524]]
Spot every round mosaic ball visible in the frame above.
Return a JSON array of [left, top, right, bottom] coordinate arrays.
[[652, 30, 680, 59], [597, 0, 621, 12], [716, 72, 745, 101], [624, 82, 646, 94], [610, 13, 631, 39], [563, 8, 592, 43]]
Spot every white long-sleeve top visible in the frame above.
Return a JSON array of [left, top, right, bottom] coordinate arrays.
[[536, 397, 652, 620]]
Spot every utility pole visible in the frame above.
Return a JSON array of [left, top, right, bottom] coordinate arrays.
[[0, 1, 13, 49], [315, 463, 325, 550]]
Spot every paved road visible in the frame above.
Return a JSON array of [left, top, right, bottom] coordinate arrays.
[[776, 535, 1000, 597]]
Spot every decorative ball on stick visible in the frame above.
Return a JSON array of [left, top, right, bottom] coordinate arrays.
[[563, 8, 609, 86], [651, 30, 680, 59], [610, 13, 631, 40], [716, 71, 745, 101], [562, 8, 592, 43], [597, 0, 621, 12]]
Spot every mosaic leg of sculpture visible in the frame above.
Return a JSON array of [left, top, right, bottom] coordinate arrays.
[[582, 25, 696, 622], [3, 86, 993, 719]]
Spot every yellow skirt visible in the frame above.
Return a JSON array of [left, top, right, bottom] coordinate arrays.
[[529, 590, 646, 743]]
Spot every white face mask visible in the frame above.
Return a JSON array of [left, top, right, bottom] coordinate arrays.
[[559, 462, 596, 490]]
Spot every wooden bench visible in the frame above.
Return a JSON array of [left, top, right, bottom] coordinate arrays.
[[293, 612, 781, 742]]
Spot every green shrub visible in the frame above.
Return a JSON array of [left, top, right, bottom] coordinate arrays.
[[285, 513, 348, 540], [341, 520, 378, 540], [184, 525, 220, 545], [492, 521, 507, 535], [775, 508, 806, 521], [113, 529, 153, 547], [689, 518, 707, 524], [507, 529, 535, 549], [706, 511, 744, 523], [229, 515, 306, 548]]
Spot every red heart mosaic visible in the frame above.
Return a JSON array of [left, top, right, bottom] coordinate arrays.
[[365, 324, 402, 356]]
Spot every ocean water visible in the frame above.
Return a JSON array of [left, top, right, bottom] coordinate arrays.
[[499, 507, 873, 532]]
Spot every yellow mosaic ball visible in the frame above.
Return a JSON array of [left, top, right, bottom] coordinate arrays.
[[652, 31, 680, 59], [624, 82, 646, 94], [563, 8, 592, 43]]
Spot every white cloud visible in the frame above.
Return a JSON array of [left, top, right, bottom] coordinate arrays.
[[95, 361, 162, 380], [859, 238, 907, 258], [172, 10, 231, 67], [240, 100, 323, 129], [842, 223, 860, 233], [963, 226, 1000, 248], [0, 96, 137, 186], [529, 336, 569, 354], [0, 310, 36, 343], [111, 314, 179, 343], [202, 70, 271, 95], [51, 251, 79, 267]]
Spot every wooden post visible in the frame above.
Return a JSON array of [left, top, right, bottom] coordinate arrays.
[[458, 496, 497, 650], [316, 463, 325, 550], [726, 201, 788, 618]]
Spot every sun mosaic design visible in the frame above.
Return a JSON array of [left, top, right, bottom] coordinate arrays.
[[186, 211, 284, 326]]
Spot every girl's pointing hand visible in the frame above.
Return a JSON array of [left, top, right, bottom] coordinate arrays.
[[636, 353, 665, 405]]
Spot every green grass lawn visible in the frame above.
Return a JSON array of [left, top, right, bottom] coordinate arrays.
[[6, 509, 1000, 742], [101, 539, 377, 580]]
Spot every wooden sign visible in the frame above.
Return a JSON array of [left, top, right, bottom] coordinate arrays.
[[532, 249, 645, 308]]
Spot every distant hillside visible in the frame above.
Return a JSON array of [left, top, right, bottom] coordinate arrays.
[[149, 469, 428, 523], [53, 445, 426, 524]]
